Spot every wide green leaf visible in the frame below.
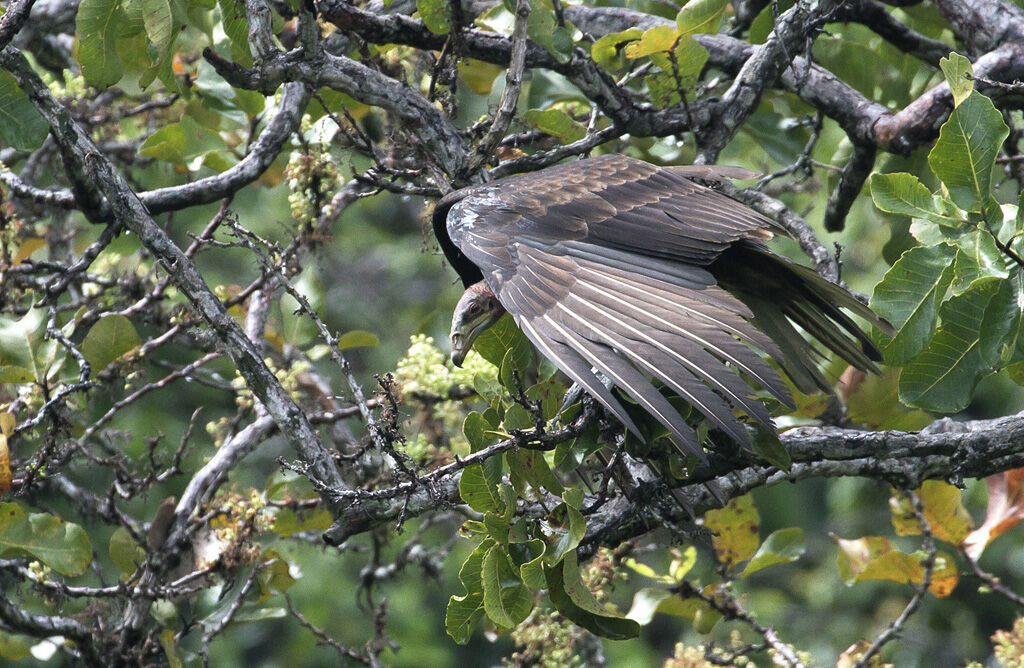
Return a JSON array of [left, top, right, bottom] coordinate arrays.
[[109, 526, 145, 574], [526, 0, 572, 64], [417, 0, 451, 34], [459, 465, 502, 513], [927, 91, 1009, 212], [0, 503, 92, 576], [473, 313, 531, 369], [544, 492, 586, 564], [676, 0, 727, 36], [948, 229, 1007, 294], [523, 108, 586, 144], [217, 0, 252, 66], [740, 528, 805, 577], [544, 554, 640, 639], [869, 173, 959, 227], [81, 314, 140, 373], [591, 28, 642, 70], [140, 0, 175, 54], [939, 52, 973, 107], [481, 546, 533, 628], [870, 244, 956, 365], [445, 592, 484, 644], [75, 0, 126, 87], [0, 310, 46, 383], [899, 276, 1009, 412], [0, 72, 47, 151]]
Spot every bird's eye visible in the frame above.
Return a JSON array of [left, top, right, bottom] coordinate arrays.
[[469, 303, 481, 315]]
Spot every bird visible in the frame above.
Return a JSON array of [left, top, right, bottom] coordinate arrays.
[[435, 154, 891, 461]]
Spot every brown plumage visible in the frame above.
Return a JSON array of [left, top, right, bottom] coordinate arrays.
[[437, 154, 891, 461]]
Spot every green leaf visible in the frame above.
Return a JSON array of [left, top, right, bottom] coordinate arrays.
[[939, 52, 973, 107], [676, 0, 727, 36], [544, 492, 586, 564], [217, 0, 252, 66], [739, 528, 805, 577], [0, 632, 32, 661], [927, 91, 1009, 212], [140, 0, 175, 54], [336, 330, 379, 350], [459, 538, 493, 588], [269, 507, 332, 537], [517, 539, 547, 589], [869, 173, 959, 226], [591, 28, 642, 70], [75, 0, 126, 87], [0, 309, 47, 383], [445, 592, 484, 644], [81, 314, 140, 373], [473, 313, 531, 369], [523, 108, 586, 144], [0, 71, 48, 151], [750, 428, 790, 470], [949, 229, 1007, 294], [139, 115, 226, 165], [899, 276, 1008, 412], [526, 0, 572, 63], [417, 0, 451, 34], [459, 465, 501, 513], [109, 526, 145, 574], [544, 553, 640, 639], [0, 503, 92, 576], [871, 244, 956, 364], [481, 546, 533, 628]]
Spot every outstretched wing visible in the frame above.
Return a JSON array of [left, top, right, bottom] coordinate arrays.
[[446, 155, 795, 459]]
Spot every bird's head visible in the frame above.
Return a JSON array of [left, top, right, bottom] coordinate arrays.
[[450, 281, 505, 367]]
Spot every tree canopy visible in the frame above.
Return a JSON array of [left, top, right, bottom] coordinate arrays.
[[3, 0, 1024, 665]]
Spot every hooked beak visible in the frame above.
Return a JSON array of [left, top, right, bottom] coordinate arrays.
[[450, 316, 495, 367], [451, 331, 469, 367], [450, 326, 478, 367]]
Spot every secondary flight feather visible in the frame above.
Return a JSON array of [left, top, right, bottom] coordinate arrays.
[[434, 154, 891, 460]]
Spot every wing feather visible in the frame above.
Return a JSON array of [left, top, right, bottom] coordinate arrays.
[[443, 154, 884, 451]]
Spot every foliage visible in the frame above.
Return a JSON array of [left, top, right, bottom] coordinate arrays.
[[2, 0, 1024, 666]]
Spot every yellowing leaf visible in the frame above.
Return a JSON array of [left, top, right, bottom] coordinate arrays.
[[834, 535, 958, 597], [336, 330, 379, 350], [458, 60, 503, 95], [0, 434, 10, 496], [962, 468, 1024, 560], [12, 238, 45, 264], [0, 414, 13, 437], [890, 482, 974, 545], [703, 494, 759, 567], [624, 25, 678, 60]]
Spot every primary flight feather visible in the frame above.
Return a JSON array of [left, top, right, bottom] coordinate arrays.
[[434, 154, 891, 460]]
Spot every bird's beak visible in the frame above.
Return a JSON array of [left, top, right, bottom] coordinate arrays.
[[450, 331, 470, 367], [450, 313, 495, 367], [450, 321, 485, 367]]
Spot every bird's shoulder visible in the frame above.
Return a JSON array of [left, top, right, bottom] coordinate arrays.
[[447, 155, 783, 267]]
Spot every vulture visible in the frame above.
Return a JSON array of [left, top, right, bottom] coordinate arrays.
[[434, 154, 891, 461]]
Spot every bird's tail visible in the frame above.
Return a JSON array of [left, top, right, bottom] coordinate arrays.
[[713, 243, 893, 395]]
